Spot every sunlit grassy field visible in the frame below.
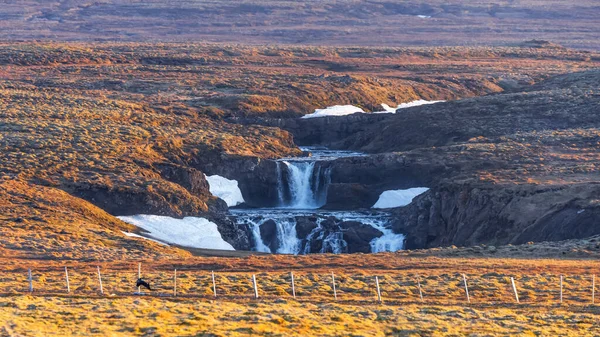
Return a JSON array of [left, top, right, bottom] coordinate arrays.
[[1, 254, 600, 336]]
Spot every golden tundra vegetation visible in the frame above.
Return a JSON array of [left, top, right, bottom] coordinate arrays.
[[2, 42, 598, 261], [1, 43, 600, 336], [1, 255, 600, 336]]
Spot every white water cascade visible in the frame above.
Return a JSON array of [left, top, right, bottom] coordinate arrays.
[[231, 147, 407, 255], [276, 161, 331, 209]]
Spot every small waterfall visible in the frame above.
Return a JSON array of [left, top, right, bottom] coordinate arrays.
[[276, 161, 331, 209], [321, 232, 347, 254], [250, 220, 271, 253], [231, 209, 404, 255], [241, 213, 302, 254], [275, 162, 285, 206], [275, 218, 301, 254], [370, 231, 405, 252]]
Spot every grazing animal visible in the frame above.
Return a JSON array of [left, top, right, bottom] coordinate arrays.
[[136, 278, 152, 291]]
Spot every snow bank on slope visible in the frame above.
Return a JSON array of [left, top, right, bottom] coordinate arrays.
[[379, 100, 444, 113], [372, 187, 429, 209], [118, 215, 235, 250], [302, 101, 444, 118], [205, 174, 245, 207], [122, 231, 168, 246], [301, 105, 364, 119]]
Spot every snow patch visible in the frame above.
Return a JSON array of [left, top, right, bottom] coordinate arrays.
[[205, 174, 245, 207], [301, 105, 364, 119], [372, 187, 429, 209], [416, 15, 432, 18], [122, 231, 169, 246], [377, 100, 444, 113], [303, 101, 443, 118], [118, 215, 235, 251]]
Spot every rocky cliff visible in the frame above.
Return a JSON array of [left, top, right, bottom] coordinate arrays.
[[249, 70, 600, 248]]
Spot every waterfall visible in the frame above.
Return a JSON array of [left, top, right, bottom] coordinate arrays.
[[249, 219, 271, 253], [321, 232, 347, 254], [276, 161, 331, 209], [230, 148, 406, 255]]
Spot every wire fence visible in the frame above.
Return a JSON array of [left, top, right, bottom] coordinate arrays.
[[3, 265, 598, 306]]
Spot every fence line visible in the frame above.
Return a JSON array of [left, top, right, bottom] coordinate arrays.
[[8, 268, 599, 306]]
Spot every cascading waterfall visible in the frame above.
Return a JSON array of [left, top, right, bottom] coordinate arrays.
[[230, 147, 406, 255], [231, 209, 404, 255], [276, 160, 331, 209]]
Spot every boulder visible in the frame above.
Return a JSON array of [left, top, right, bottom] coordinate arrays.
[[259, 219, 279, 252], [341, 221, 383, 253]]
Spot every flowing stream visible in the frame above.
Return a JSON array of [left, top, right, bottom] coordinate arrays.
[[230, 147, 406, 254]]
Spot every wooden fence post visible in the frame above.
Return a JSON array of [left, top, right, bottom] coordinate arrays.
[[560, 275, 563, 304], [97, 266, 104, 295], [65, 267, 70, 294], [417, 275, 424, 302], [173, 269, 177, 297], [28, 269, 33, 293], [137, 263, 141, 293], [211, 271, 217, 298], [375, 276, 382, 303], [593, 275, 596, 304], [511, 277, 520, 303], [252, 274, 259, 299], [463, 274, 470, 303], [331, 272, 337, 300], [290, 272, 296, 298]]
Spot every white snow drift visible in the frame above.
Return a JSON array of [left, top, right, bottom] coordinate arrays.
[[379, 100, 444, 113], [118, 215, 235, 250], [302, 100, 444, 118], [372, 187, 429, 209], [121, 231, 168, 246], [301, 105, 365, 118], [205, 174, 245, 207]]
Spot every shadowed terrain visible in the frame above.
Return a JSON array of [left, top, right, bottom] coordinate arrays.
[[1, 1, 600, 50]]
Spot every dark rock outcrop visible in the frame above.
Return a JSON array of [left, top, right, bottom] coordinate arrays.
[[393, 183, 600, 249], [259, 219, 279, 253], [340, 221, 383, 253], [325, 183, 379, 210], [230, 113, 392, 146]]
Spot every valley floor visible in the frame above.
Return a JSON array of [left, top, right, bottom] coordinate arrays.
[[2, 296, 599, 336], [1, 254, 600, 336]]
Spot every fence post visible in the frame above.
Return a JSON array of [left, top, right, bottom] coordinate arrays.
[[97, 266, 104, 295], [252, 274, 259, 299], [417, 275, 424, 302], [65, 267, 70, 294], [511, 277, 520, 303], [137, 263, 141, 293], [463, 274, 470, 303], [28, 269, 33, 293], [560, 275, 563, 304], [211, 271, 217, 298], [375, 276, 382, 303], [173, 269, 177, 297], [593, 275, 596, 304], [290, 272, 296, 298], [331, 272, 337, 300]]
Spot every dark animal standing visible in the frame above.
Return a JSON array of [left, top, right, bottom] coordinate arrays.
[[136, 278, 152, 291]]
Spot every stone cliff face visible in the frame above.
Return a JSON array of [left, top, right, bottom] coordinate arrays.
[[233, 70, 600, 249], [394, 183, 600, 249], [230, 114, 392, 146]]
